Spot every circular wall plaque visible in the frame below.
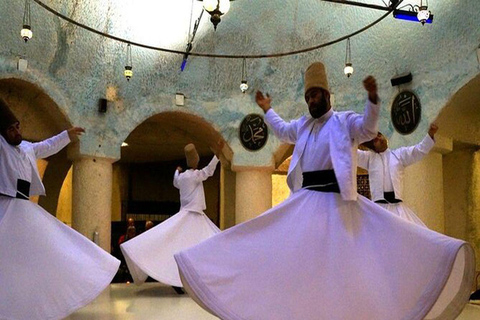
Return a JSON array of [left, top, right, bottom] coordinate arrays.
[[239, 114, 268, 151], [391, 90, 421, 135]]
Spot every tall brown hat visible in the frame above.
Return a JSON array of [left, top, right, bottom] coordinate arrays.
[[184, 143, 199, 168], [304, 62, 329, 95], [0, 98, 19, 131]]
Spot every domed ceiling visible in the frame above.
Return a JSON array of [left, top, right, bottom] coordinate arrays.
[[0, 0, 479, 163]]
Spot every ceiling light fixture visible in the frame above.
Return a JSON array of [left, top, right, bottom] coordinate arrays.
[[393, 0, 433, 25], [344, 38, 353, 78], [21, 0, 33, 42], [240, 58, 248, 93], [124, 43, 133, 81], [198, 0, 232, 30]]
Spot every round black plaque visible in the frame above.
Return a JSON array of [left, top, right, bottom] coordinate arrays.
[[391, 90, 421, 135], [239, 114, 268, 151]]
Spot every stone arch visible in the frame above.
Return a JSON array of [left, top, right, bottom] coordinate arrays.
[[436, 73, 480, 271], [116, 111, 234, 230], [121, 111, 230, 164], [0, 77, 73, 217]]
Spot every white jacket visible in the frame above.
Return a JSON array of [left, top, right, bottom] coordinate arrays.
[[265, 99, 380, 201], [357, 134, 435, 202], [0, 131, 70, 197], [173, 156, 219, 213]]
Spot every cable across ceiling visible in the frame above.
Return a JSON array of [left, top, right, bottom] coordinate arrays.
[[31, 0, 403, 59]]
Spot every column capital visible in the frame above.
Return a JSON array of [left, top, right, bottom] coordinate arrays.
[[231, 164, 275, 173], [67, 143, 118, 163]]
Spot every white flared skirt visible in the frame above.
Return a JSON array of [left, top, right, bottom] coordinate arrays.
[[377, 201, 427, 228], [120, 210, 220, 287], [175, 189, 475, 320], [0, 197, 120, 320]]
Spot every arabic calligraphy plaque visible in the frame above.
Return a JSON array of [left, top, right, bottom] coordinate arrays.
[[391, 90, 421, 135], [239, 114, 268, 151]]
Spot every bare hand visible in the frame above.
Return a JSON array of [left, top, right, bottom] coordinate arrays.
[[176, 166, 183, 173], [255, 91, 272, 113], [210, 139, 225, 157], [67, 127, 85, 141], [428, 123, 438, 139], [363, 76, 378, 104]]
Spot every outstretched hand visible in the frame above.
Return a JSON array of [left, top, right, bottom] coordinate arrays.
[[428, 123, 438, 139], [210, 139, 225, 157], [67, 127, 85, 141], [363, 76, 378, 104], [255, 91, 272, 113]]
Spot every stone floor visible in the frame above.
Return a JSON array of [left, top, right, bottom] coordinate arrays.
[[65, 283, 480, 319]]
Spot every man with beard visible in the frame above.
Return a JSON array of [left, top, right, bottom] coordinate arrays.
[[173, 62, 474, 320], [357, 123, 438, 227], [0, 98, 120, 320]]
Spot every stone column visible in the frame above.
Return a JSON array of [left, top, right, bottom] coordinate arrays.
[[72, 156, 114, 252], [220, 165, 236, 230], [235, 168, 273, 224]]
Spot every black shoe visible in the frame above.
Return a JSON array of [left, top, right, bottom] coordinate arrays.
[[172, 286, 185, 295]]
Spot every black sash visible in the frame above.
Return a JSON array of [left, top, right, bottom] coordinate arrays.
[[302, 170, 340, 193], [0, 179, 30, 200], [16, 179, 30, 199], [375, 191, 402, 204]]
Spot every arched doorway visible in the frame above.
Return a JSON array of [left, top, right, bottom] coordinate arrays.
[[0, 78, 72, 220], [113, 111, 233, 239], [436, 74, 480, 272]]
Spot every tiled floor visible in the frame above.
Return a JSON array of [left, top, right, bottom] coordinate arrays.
[[65, 283, 216, 320], [65, 283, 480, 319]]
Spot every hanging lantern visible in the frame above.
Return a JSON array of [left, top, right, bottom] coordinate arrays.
[[201, 0, 231, 30], [344, 63, 354, 78], [240, 58, 248, 93], [344, 38, 354, 78], [21, 0, 32, 42], [124, 44, 133, 81], [416, 0, 430, 25], [417, 9, 430, 25], [240, 80, 248, 93]]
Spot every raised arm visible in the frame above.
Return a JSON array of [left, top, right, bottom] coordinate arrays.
[[173, 167, 182, 189], [32, 127, 84, 159], [193, 156, 220, 182], [347, 76, 381, 143], [396, 124, 437, 167], [256, 90, 298, 144], [264, 109, 299, 144]]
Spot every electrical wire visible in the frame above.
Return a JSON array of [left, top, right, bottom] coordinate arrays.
[[31, 0, 402, 59]]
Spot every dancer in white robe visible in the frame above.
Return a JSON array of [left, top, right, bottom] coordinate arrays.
[[174, 62, 475, 320], [121, 143, 221, 288], [0, 98, 120, 320], [357, 124, 438, 227]]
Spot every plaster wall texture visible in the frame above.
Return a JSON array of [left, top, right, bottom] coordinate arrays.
[[442, 148, 480, 271], [235, 169, 273, 223], [403, 152, 445, 233], [443, 149, 472, 241], [0, 0, 478, 168]]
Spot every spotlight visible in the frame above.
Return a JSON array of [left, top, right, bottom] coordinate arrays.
[[393, 10, 434, 24], [417, 7, 431, 25]]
